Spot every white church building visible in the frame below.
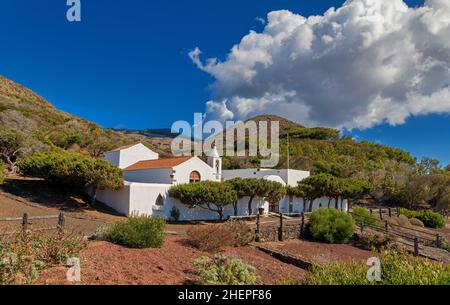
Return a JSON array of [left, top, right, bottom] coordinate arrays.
[[96, 143, 347, 221]]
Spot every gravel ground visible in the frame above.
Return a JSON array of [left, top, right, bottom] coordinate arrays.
[[37, 236, 307, 285]]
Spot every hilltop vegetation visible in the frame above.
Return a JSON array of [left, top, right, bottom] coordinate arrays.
[[220, 116, 449, 212], [0, 76, 166, 164]]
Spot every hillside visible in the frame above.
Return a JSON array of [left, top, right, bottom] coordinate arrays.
[[0, 75, 170, 157], [0, 75, 417, 180], [205, 115, 416, 177]]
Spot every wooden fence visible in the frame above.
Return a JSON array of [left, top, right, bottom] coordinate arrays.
[[349, 211, 443, 257], [0, 212, 65, 236], [254, 212, 308, 243], [249, 208, 444, 258]]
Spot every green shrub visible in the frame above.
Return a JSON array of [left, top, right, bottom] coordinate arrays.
[[187, 225, 234, 253], [224, 220, 254, 247], [308, 208, 355, 244], [193, 255, 258, 285], [302, 249, 450, 285], [104, 216, 166, 249], [352, 206, 379, 226], [0, 160, 4, 184], [18, 150, 123, 204], [400, 209, 446, 229]]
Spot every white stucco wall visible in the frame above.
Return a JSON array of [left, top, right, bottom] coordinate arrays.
[[128, 183, 172, 217], [173, 157, 219, 184], [95, 184, 132, 216], [222, 169, 310, 186], [279, 196, 349, 214], [286, 170, 311, 187], [163, 196, 268, 221], [104, 151, 120, 168], [96, 183, 348, 221], [105, 143, 159, 169], [123, 157, 218, 185]]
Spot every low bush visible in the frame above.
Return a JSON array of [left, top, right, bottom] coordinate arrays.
[[308, 208, 355, 244], [441, 238, 450, 252], [193, 254, 258, 285], [0, 160, 4, 184], [351, 206, 379, 226], [187, 225, 234, 253], [0, 230, 86, 285], [302, 249, 450, 285], [224, 220, 254, 247], [104, 216, 166, 249], [354, 232, 392, 251], [400, 209, 446, 229]]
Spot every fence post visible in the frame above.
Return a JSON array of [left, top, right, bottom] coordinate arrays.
[[278, 213, 284, 242], [436, 235, 442, 248], [414, 238, 419, 257], [58, 212, 65, 232], [255, 212, 261, 242], [300, 212, 305, 239], [388, 208, 392, 218], [370, 209, 373, 215], [22, 213, 29, 231], [379, 209, 383, 221], [397, 207, 400, 217]]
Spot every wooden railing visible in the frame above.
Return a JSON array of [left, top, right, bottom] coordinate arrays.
[[349, 211, 443, 256], [0, 212, 65, 235]]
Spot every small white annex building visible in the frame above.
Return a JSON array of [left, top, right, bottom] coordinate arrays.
[[95, 143, 347, 221]]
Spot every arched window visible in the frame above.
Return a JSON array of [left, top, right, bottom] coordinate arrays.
[[156, 194, 164, 206], [189, 171, 201, 183]]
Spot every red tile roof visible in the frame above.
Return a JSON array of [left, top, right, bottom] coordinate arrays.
[[124, 157, 193, 171]]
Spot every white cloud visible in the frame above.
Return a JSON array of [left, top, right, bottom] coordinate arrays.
[[190, 0, 450, 130], [255, 17, 266, 25]]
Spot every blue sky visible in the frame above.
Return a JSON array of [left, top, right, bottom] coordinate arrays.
[[2, 0, 449, 165]]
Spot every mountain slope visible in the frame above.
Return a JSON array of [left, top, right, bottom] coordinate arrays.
[[0, 75, 169, 157]]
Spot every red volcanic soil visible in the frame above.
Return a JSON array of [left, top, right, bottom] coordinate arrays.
[[37, 236, 307, 285], [261, 239, 374, 265]]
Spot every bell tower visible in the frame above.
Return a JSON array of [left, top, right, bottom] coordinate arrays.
[[207, 146, 222, 181]]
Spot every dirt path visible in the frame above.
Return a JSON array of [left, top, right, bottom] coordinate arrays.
[[0, 178, 124, 235], [37, 236, 307, 285]]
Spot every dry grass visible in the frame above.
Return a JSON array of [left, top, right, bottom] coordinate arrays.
[[187, 225, 234, 253]]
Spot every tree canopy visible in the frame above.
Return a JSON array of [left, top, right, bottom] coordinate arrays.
[[168, 181, 237, 220], [226, 178, 271, 215], [264, 181, 287, 206], [284, 127, 340, 141], [291, 174, 372, 211], [18, 149, 124, 204]]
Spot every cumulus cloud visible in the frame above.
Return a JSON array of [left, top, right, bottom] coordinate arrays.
[[190, 0, 450, 129]]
